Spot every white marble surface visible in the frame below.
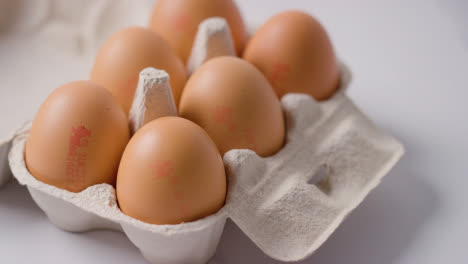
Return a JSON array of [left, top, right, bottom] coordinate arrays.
[[1, 0, 467, 263]]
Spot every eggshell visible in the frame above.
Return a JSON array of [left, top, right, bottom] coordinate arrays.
[[116, 116, 226, 225], [25, 81, 129, 193], [179, 56, 285, 157], [91, 27, 187, 113], [243, 10, 340, 100], [149, 0, 248, 63]]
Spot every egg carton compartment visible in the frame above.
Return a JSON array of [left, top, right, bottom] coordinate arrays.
[[9, 126, 228, 263], [2, 3, 404, 264]]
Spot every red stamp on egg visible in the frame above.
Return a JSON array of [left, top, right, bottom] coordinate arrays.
[[213, 105, 257, 152], [214, 105, 237, 131], [151, 160, 190, 216], [152, 160, 174, 180], [270, 62, 291, 94], [172, 13, 192, 33], [66, 125, 91, 191]]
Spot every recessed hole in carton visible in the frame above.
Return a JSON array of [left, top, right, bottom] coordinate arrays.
[[308, 164, 329, 185]]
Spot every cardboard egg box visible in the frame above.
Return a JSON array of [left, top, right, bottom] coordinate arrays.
[[0, 3, 404, 264]]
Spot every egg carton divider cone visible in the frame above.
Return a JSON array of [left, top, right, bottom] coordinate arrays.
[[7, 17, 404, 264]]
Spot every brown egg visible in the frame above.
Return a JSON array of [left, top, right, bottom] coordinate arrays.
[[25, 81, 129, 193], [243, 10, 340, 100], [91, 27, 187, 113], [149, 0, 248, 63], [179, 57, 285, 157], [116, 117, 226, 225]]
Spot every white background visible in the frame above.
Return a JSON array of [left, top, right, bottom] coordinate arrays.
[[1, 0, 468, 263]]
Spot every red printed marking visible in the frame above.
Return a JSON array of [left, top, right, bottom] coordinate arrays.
[[68, 126, 91, 156], [151, 160, 190, 216], [152, 160, 174, 180], [172, 13, 192, 33], [231, 131, 257, 151], [244, 129, 257, 150], [214, 105, 235, 128], [174, 188, 189, 215], [270, 62, 291, 94], [214, 105, 238, 131], [174, 186, 189, 215], [66, 125, 91, 191], [213, 105, 258, 152], [214, 105, 232, 123]]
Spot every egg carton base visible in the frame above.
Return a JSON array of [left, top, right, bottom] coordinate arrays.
[[8, 77, 404, 264]]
